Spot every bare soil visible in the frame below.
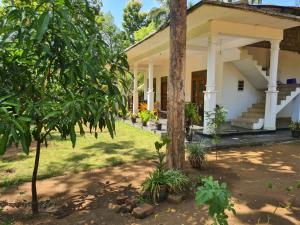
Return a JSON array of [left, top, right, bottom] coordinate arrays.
[[1, 141, 300, 225]]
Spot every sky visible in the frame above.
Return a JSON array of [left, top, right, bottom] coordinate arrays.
[[102, 0, 298, 29]]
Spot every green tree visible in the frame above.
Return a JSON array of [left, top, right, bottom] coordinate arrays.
[[0, 0, 128, 215], [122, 0, 149, 44], [148, 0, 170, 28], [134, 21, 156, 42]]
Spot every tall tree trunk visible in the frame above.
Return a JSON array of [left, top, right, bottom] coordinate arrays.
[[32, 139, 41, 215], [167, 0, 186, 170]]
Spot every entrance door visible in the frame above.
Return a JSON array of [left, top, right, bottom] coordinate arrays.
[[161, 77, 168, 111], [191, 71, 207, 121]]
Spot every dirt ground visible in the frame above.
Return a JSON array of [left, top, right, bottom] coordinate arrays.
[[1, 141, 300, 225]]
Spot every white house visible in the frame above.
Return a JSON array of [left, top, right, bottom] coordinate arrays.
[[126, 0, 300, 134]]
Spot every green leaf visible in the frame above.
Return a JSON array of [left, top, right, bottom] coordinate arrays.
[[0, 132, 9, 155], [20, 133, 30, 155], [36, 12, 51, 42]]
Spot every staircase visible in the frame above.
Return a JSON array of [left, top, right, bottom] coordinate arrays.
[[232, 49, 269, 89], [231, 84, 300, 129]]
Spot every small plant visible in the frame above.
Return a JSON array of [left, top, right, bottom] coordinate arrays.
[[187, 142, 206, 169], [164, 169, 190, 193], [139, 102, 148, 112], [129, 112, 137, 123], [185, 102, 201, 141], [195, 176, 235, 225], [138, 110, 153, 126], [154, 114, 162, 130], [289, 121, 300, 138], [141, 138, 190, 203], [206, 106, 227, 160]]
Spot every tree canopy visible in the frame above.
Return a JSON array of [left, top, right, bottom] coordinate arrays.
[[0, 0, 128, 214]]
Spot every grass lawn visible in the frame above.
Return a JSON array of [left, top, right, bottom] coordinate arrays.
[[0, 121, 160, 188]]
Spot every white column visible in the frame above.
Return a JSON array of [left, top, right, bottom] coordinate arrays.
[[144, 72, 147, 101], [147, 60, 154, 111], [264, 40, 280, 130], [203, 35, 218, 134], [132, 64, 139, 115], [292, 94, 300, 122]]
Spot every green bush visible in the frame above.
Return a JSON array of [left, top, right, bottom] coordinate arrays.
[[195, 176, 236, 225], [141, 139, 190, 203], [165, 169, 190, 193], [138, 110, 153, 123]]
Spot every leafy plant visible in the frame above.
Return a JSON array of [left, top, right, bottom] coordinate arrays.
[[138, 110, 153, 124], [195, 176, 236, 225], [164, 169, 190, 193], [139, 102, 148, 112], [0, 0, 128, 215], [289, 121, 300, 131], [141, 138, 190, 203], [187, 142, 206, 169], [185, 102, 201, 139]]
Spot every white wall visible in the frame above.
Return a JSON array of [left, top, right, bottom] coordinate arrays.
[[247, 47, 300, 84], [221, 62, 262, 120]]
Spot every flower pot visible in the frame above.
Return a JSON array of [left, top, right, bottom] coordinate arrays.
[[142, 121, 147, 127], [156, 123, 162, 130], [188, 155, 205, 169], [158, 184, 168, 202], [291, 130, 300, 138], [131, 117, 136, 124]]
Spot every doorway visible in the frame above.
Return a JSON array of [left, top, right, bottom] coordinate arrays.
[[161, 77, 168, 111], [191, 70, 207, 121]]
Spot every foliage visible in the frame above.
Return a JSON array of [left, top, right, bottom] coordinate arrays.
[[289, 121, 300, 131], [206, 106, 227, 145], [187, 141, 207, 169], [138, 110, 153, 124], [164, 169, 190, 193], [0, 0, 128, 214], [122, 0, 149, 44], [185, 103, 201, 125], [195, 176, 236, 225], [142, 138, 190, 202], [139, 102, 148, 112], [148, 0, 170, 28], [134, 21, 156, 42]]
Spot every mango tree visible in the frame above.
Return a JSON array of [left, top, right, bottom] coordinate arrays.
[[0, 0, 128, 215]]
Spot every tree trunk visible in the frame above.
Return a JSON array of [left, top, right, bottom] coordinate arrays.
[[32, 139, 41, 215], [167, 0, 186, 170]]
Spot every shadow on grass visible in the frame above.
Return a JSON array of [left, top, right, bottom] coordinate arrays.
[[82, 141, 135, 153]]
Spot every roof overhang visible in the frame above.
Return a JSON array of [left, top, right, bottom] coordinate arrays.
[[126, 1, 300, 65]]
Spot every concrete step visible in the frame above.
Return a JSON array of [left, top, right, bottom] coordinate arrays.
[[242, 112, 264, 118], [249, 107, 265, 113], [252, 103, 265, 108], [234, 117, 260, 124], [231, 119, 255, 129]]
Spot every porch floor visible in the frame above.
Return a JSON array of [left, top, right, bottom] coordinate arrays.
[[123, 119, 297, 150]]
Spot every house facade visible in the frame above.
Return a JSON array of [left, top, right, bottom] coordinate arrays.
[[126, 1, 300, 134]]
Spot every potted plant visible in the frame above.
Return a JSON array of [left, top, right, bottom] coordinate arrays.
[[289, 121, 300, 138], [129, 113, 137, 124], [141, 139, 190, 203], [138, 110, 152, 126], [187, 142, 206, 169], [185, 103, 201, 141], [155, 115, 162, 130]]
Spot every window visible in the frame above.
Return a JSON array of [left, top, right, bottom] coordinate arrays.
[[238, 80, 244, 91]]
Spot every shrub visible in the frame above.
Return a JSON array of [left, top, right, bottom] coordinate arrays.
[[187, 142, 206, 169], [138, 110, 153, 124], [195, 176, 236, 225], [164, 169, 190, 193], [289, 121, 300, 131]]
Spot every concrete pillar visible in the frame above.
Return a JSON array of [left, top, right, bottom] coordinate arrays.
[[292, 94, 300, 122], [132, 64, 139, 115], [147, 60, 154, 111], [203, 35, 218, 134], [264, 40, 280, 130]]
